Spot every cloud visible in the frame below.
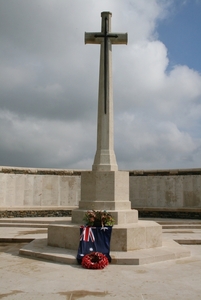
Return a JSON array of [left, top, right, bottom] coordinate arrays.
[[0, 0, 200, 170]]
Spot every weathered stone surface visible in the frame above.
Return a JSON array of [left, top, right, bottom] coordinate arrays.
[[80, 171, 129, 202], [129, 174, 201, 209], [0, 172, 80, 209], [0, 168, 201, 212], [48, 220, 162, 251], [71, 170, 138, 225]]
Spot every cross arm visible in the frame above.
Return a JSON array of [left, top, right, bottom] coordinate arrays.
[[85, 32, 102, 44], [85, 32, 128, 45], [110, 33, 128, 45]]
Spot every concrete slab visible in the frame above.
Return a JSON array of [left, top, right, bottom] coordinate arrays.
[[162, 228, 201, 245], [0, 242, 200, 299], [0, 227, 47, 242], [0, 218, 201, 299]]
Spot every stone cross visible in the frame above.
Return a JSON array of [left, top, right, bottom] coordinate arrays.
[[85, 12, 127, 171]]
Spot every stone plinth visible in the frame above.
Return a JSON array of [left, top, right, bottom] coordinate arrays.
[[71, 170, 138, 225], [110, 221, 162, 251], [48, 224, 80, 250], [47, 170, 162, 257], [48, 220, 162, 251]]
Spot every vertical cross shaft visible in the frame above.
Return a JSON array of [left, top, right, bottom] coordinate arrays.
[[85, 12, 127, 171], [94, 15, 118, 114]]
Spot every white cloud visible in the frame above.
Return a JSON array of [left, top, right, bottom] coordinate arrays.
[[0, 0, 200, 170]]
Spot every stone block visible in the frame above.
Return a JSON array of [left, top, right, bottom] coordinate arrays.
[[48, 224, 80, 249], [24, 175, 34, 206], [15, 175, 25, 206], [41, 176, 59, 206], [78, 200, 131, 210], [110, 221, 162, 251], [72, 170, 133, 224], [0, 174, 6, 206], [47, 220, 162, 251], [81, 171, 129, 202], [5, 174, 15, 206], [33, 175, 43, 206], [145, 221, 163, 248]]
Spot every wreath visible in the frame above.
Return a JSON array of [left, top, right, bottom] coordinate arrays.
[[81, 252, 109, 269], [83, 210, 115, 227]]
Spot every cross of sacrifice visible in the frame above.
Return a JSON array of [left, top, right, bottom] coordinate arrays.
[[85, 12, 127, 171], [85, 12, 127, 114]]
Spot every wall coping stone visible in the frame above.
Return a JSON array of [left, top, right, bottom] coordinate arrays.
[[128, 168, 201, 176], [0, 206, 78, 211], [0, 166, 201, 176], [0, 166, 83, 175]]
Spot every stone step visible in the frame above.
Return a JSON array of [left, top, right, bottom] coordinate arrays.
[[0, 217, 71, 228], [174, 239, 201, 245], [0, 217, 70, 224], [162, 225, 201, 229], [0, 238, 34, 243], [140, 218, 201, 224], [0, 223, 50, 228], [0, 217, 201, 230], [19, 238, 191, 265], [1, 225, 201, 233], [1, 234, 200, 245]]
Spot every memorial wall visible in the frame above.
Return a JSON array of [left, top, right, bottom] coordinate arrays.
[[0, 167, 200, 214]]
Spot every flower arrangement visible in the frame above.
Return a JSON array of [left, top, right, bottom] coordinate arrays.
[[81, 252, 109, 269], [83, 210, 115, 227]]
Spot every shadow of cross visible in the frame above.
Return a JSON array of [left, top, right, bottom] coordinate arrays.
[[85, 11, 127, 114]]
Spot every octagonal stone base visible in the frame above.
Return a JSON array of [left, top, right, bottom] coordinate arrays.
[[48, 220, 162, 251]]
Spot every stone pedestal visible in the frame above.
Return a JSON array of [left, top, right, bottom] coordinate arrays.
[[48, 221, 162, 252], [48, 170, 162, 253], [72, 171, 138, 225]]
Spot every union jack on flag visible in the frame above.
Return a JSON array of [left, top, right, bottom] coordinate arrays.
[[80, 226, 95, 242]]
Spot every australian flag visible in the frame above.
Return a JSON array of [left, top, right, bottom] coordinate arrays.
[[76, 226, 112, 264]]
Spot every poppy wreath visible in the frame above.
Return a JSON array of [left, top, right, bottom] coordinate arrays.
[[81, 252, 109, 269]]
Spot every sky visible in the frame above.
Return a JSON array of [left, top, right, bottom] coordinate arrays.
[[0, 0, 201, 171]]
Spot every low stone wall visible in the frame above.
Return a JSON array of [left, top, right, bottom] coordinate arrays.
[[129, 169, 201, 219], [0, 167, 81, 211], [129, 169, 201, 209], [0, 167, 201, 218]]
